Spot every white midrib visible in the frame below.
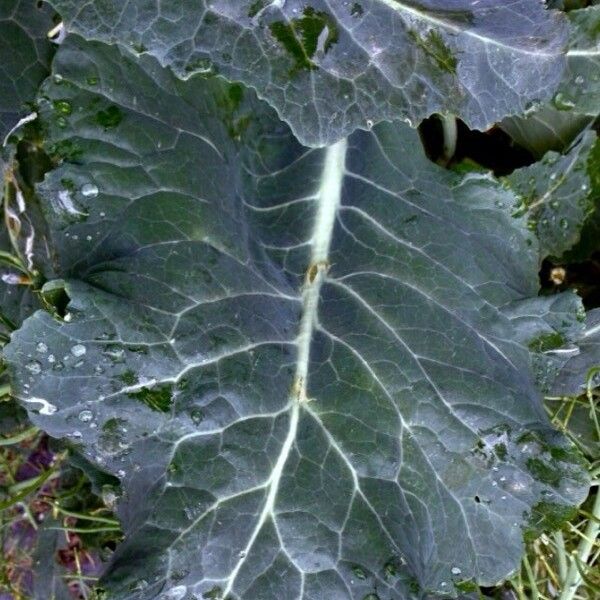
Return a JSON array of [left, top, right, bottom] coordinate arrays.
[[222, 139, 347, 597], [568, 49, 600, 57]]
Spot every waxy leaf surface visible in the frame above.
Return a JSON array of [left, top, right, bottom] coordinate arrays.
[[47, 0, 569, 146], [504, 131, 598, 258], [4, 36, 588, 600], [0, 0, 55, 141]]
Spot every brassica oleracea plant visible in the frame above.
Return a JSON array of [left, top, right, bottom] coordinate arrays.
[[0, 1, 598, 599]]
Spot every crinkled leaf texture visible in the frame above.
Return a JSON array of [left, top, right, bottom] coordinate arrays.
[[554, 6, 600, 116], [0, 0, 55, 141], [551, 308, 600, 398], [47, 0, 569, 147], [503, 130, 598, 259], [4, 37, 589, 600]]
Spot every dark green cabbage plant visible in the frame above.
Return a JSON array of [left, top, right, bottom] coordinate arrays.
[[1, 1, 599, 598]]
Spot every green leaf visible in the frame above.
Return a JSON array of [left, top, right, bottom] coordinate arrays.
[[500, 108, 593, 159], [552, 6, 600, 117], [551, 308, 600, 398], [4, 36, 589, 599], [503, 131, 599, 259], [0, 204, 42, 336], [0, 0, 55, 142], [502, 291, 585, 394], [46, 0, 570, 146], [32, 517, 73, 600], [499, 7, 600, 159]]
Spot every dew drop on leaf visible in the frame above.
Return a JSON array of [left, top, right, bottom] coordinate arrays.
[[78, 409, 93, 422], [352, 565, 367, 580], [190, 407, 205, 424], [71, 344, 87, 357], [81, 183, 99, 197], [53, 99, 72, 115], [25, 360, 42, 374]]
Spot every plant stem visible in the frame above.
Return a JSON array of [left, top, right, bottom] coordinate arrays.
[[440, 114, 457, 163], [50, 502, 119, 525], [0, 426, 38, 446], [523, 554, 540, 600], [559, 490, 600, 600], [554, 531, 568, 584]]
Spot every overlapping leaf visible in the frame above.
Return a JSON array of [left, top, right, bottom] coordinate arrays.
[[504, 131, 599, 258], [3, 35, 589, 599], [0, 0, 55, 142], [500, 108, 593, 159], [46, 0, 569, 147], [551, 308, 600, 398], [552, 6, 600, 116], [499, 6, 599, 158]]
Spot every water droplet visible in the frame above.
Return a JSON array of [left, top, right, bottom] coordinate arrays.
[[117, 469, 126, 478], [53, 74, 64, 84], [352, 565, 367, 580], [366, 119, 374, 129], [451, 567, 462, 575], [53, 100, 72, 115], [81, 183, 99, 197], [553, 92, 575, 111], [190, 407, 204, 425], [26, 360, 42, 374], [36, 342, 48, 353], [78, 409, 93, 422], [161, 585, 187, 600], [71, 344, 87, 357], [560, 218, 569, 230], [574, 75, 584, 85]]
